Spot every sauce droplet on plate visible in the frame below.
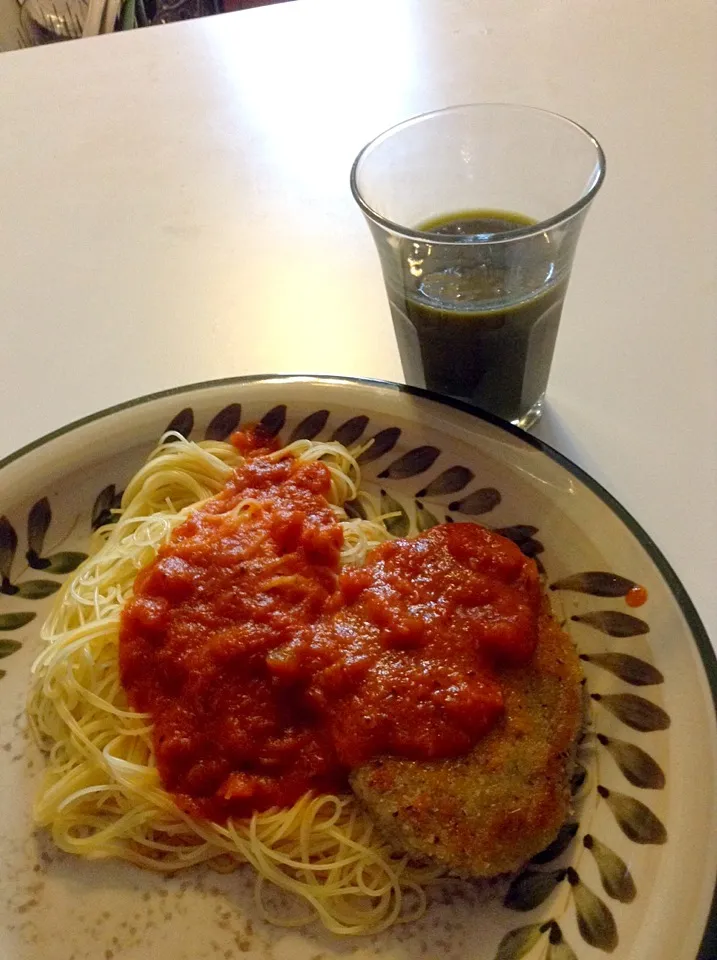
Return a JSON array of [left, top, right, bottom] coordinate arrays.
[[625, 585, 648, 608]]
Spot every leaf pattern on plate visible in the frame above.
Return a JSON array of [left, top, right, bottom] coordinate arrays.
[[546, 922, 579, 960], [164, 407, 194, 439], [380, 491, 410, 537], [583, 835, 636, 903], [567, 868, 618, 952], [449, 487, 501, 515], [259, 404, 287, 438], [597, 735, 665, 789], [416, 465, 474, 498], [592, 693, 670, 732], [504, 869, 565, 911], [0, 496, 93, 672], [495, 525, 540, 544], [415, 502, 441, 533], [357, 427, 401, 464], [581, 653, 663, 686], [289, 409, 330, 443], [27, 497, 51, 557], [517, 538, 544, 559], [0, 516, 18, 582], [91, 485, 117, 530], [0, 638, 22, 658], [570, 762, 588, 796], [531, 822, 579, 865], [204, 403, 242, 441], [15, 580, 60, 600], [493, 923, 544, 960], [343, 499, 367, 521], [571, 611, 649, 637], [331, 415, 369, 447], [0, 612, 36, 631], [377, 446, 440, 480], [40, 552, 87, 574], [26, 498, 87, 572], [550, 572, 637, 597], [598, 786, 667, 844]]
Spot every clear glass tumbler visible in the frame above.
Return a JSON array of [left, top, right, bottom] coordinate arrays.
[[350, 103, 606, 429]]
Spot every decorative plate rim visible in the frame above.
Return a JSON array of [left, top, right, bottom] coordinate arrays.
[[2, 371, 716, 960]]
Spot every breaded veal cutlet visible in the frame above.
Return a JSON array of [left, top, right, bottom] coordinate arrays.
[[350, 599, 584, 878]]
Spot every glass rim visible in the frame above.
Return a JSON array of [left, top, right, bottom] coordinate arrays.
[[349, 102, 607, 245]]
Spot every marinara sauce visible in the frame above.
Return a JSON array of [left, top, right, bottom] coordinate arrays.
[[119, 433, 540, 820]]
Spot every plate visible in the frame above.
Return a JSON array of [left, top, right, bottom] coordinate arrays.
[[1, 374, 715, 960]]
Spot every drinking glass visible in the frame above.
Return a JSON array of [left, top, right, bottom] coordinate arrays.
[[350, 103, 606, 429]]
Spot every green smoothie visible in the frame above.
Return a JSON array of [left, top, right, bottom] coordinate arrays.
[[385, 210, 567, 424]]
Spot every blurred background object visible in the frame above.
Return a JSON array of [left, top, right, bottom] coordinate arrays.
[[0, 0, 288, 49]]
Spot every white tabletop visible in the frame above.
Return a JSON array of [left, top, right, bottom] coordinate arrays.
[[0, 0, 715, 638]]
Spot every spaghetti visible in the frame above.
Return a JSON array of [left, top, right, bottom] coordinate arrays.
[[28, 433, 439, 935]]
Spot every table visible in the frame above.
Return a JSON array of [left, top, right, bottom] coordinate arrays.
[[0, 0, 715, 643]]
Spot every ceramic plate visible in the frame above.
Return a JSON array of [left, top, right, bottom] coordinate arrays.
[[1, 375, 715, 960]]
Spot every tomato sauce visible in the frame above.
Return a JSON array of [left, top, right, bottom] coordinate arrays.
[[625, 584, 648, 608], [119, 438, 541, 820]]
